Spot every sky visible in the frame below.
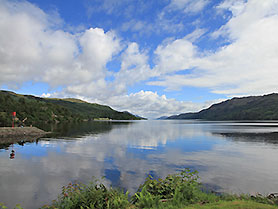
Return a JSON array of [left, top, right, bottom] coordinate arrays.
[[1, 0, 278, 118]]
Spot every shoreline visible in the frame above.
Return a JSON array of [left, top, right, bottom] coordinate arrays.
[[0, 127, 49, 138]]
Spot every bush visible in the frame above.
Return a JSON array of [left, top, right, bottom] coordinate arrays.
[[42, 180, 130, 209], [41, 169, 278, 209], [132, 169, 219, 208]]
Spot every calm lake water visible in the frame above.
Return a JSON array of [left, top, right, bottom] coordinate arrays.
[[1, 120, 278, 208]]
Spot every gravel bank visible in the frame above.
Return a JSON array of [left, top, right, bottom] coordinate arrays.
[[0, 127, 49, 137]]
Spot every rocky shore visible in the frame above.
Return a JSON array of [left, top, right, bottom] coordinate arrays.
[[0, 127, 49, 138]]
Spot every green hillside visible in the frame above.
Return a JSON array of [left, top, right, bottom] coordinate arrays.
[[167, 93, 278, 120], [0, 90, 143, 127]]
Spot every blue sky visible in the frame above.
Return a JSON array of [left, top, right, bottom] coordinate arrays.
[[1, 0, 278, 118]]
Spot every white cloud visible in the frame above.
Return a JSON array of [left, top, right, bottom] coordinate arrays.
[[41, 28, 121, 89], [216, 0, 247, 17], [167, 0, 209, 14], [153, 37, 199, 76], [121, 20, 145, 32], [114, 42, 154, 86], [85, 0, 152, 20], [37, 36, 210, 119], [213, 0, 278, 40], [0, 0, 159, 110], [85, 0, 127, 17], [0, 0, 72, 87], [4, 0, 278, 119], [41, 93, 51, 98], [0, 0, 122, 95], [104, 90, 211, 119], [184, 28, 207, 42], [57, 42, 152, 101], [150, 0, 278, 97]]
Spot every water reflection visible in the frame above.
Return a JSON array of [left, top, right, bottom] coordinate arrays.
[[9, 145, 15, 159], [42, 121, 133, 138], [0, 121, 278, 209], [213, 132, 278, 144], [0, 136, 40, 150]]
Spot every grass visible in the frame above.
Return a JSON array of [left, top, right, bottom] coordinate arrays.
[[187, 200, 278, 209], [2, 169, 278, 208], [40, 169, 278, 209]]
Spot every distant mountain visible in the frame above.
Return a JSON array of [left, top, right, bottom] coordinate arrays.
[[157, 116, 169, 120], [167, 93, 278, 120], [123, 111, 147, 120], [0, 90, 144, 126]]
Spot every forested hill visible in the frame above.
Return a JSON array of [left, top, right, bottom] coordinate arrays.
[[0, 90, 143, 126], [167, 93, 278, 120]]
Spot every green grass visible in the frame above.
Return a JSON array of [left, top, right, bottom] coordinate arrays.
[[40, 169, 278, 209], [2, 169, 278, 208], [187, 200, 278, 209]]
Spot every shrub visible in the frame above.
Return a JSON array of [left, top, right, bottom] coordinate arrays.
[[131, 169, 220, 208], [42, 180, 130, 209], [42, 169, 278, 209]]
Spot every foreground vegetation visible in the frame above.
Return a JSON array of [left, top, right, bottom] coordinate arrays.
[[167, 93, 278, 120], [36, 169, 278, 209], [0, 90, 143, 127]]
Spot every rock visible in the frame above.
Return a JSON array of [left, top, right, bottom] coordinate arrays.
[[268, 193, 278, 199]]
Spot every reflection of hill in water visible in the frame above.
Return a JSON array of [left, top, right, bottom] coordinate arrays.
[[42, 121, 133, 138], [0, 121, 133, 149], [0, 136, 40, 149], [213, 132, 278, 144]]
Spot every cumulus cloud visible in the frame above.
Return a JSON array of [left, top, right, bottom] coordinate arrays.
[[0, 0, 121, 90], [104, 90, 212, 119], [0, 0, 74, 87], [153, 37, 199, 76], [3, 0, 277, 119], [0, 0, 127, 101], [150, 0, 278, 97], [0, 0, 208, 118]]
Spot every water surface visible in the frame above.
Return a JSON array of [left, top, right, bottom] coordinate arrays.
[[1, 120, 278, 208]]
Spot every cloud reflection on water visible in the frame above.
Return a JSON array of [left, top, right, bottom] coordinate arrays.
[[1, 120, 278, 209]]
